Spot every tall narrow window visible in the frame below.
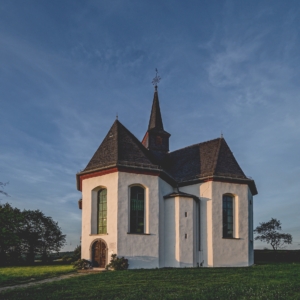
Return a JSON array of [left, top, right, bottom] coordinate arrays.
[[97, 189, 107, 234], [130, 186, 145, 233], [223, 195, 233, 238]]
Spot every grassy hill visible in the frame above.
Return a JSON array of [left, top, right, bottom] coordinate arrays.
[[1, 263, 300, 299]]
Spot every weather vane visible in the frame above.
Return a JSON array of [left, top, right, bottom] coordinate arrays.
[[152, 68, 161, 88]]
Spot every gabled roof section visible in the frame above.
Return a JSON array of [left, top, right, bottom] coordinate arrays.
[[117, 120, 158, 168], [82, 120, 159, 173], [166, 138, 248, 183], [166, 144, 201, 182], [214, 138, 247, 178], [148, 88, 164, 131], [83, 120, 119, 171]]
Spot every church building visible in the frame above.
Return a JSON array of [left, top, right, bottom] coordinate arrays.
[[76, 82, 257, 268]]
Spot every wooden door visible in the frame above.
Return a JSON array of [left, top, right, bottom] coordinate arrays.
[[92, 240, 106, 268]]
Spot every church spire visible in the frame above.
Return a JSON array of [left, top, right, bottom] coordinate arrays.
[[148, 85, 164, 130], [142, 69, 170, 158]]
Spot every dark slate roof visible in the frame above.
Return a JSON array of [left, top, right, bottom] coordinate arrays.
[[148, 88, 164, 131], [166, 138, 247, 183], [215, 138, 247, 178], [76, 82, 257, 194], [83, 120, 159, 172], [79, 119, 257, 194], [164, 189, 199, 200]]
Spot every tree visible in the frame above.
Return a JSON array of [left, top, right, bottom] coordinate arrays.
[[0, 203, 66, 265], [0, 203, 24, 265], [20, 210, 44, 263], [20, 210, 66, 263], [39, 215, 66, 262], [254, 218, 292, 250]]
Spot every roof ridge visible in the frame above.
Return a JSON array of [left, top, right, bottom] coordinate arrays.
[[169, 137, 221, 154], [213, 138, 247, 179], [220, 138, 247, 178], [108, 119, 120, 165], [116, 120, 119, 163], [212, 137, 222, 174], [115, 119, 159, 165], [83, 120, 119, 172]]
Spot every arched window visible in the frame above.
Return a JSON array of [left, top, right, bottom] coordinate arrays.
[[97, 189, 107, 234], [130, 186, 145, 233], [223, 195, 233, 238]]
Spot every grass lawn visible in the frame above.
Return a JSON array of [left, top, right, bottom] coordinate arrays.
[[0, 265, 74, 287], [1, 263, 300, 299]]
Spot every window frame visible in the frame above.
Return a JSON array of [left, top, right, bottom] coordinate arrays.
[[129, 185, 145, 234], [222, 194, 234, 238], [97, 188, 107, 235]]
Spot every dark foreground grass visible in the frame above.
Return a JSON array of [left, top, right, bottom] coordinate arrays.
[[0, 265, 74, 287], [1, 263, 300, 299]]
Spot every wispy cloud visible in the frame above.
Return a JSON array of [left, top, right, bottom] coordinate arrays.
[[1, 0, 300, 250]]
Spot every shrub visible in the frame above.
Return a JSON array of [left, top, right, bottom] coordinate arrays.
[[73, 245, 81, 261], [72, 259, 92, 270], [60, 246, 81, 264], [62, 255, 73, 262], [106, 254, 129, 271]]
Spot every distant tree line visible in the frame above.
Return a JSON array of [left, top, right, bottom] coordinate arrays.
[[0, 203, 66, 265], [254, 249, 300, 263]]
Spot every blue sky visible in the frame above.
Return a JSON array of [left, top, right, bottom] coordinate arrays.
[[1, 0, 299, 251]]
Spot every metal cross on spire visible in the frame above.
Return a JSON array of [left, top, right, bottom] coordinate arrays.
[[152, 68, 161, 90]]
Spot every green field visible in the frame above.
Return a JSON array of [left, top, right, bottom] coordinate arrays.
[[1, 263, 300, 299], [0, 265, 74, 287]]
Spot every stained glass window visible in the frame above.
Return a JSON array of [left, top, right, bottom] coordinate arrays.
[[223, 195, 233, 238], [130, 186, 144, 233], [97, 189, 107, 234]]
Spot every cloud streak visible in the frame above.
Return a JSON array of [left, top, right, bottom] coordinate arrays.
[[1, 0, 300, 250]]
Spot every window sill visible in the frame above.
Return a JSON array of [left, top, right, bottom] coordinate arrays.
[[89, 233, 108, 236], [222, 237, 240, 240], [127, 232, 151, 235]]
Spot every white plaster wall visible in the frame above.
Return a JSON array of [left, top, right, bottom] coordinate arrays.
[[180, 181, 252, 267], [81, 172, 119, 263], [164, 195, 197, 268], [81, 171, 253, 269], [211, 181, 250, 267], [158, 178, 173, 267], [117, 172, 160, 269], [248, 188, 254, 265], [178, 197, 196, 267], [194, 200, 200, 266], [164, 198, 178, 267], [181, 182, 213, 267]]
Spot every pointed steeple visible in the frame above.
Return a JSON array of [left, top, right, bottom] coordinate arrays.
[[142, 83, 170, 159], [148, 86, 164, 131]]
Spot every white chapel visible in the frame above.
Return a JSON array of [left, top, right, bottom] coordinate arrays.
[[77, 83, 257, 268]]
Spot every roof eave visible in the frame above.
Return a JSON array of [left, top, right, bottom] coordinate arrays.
[[177, 175, 258, 196], [76, 164, 118, 191], [76, 163, 177, 191], [163, 192, 199, 201]]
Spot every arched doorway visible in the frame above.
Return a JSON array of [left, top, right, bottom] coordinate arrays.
[[92, 240, 107, 268]]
